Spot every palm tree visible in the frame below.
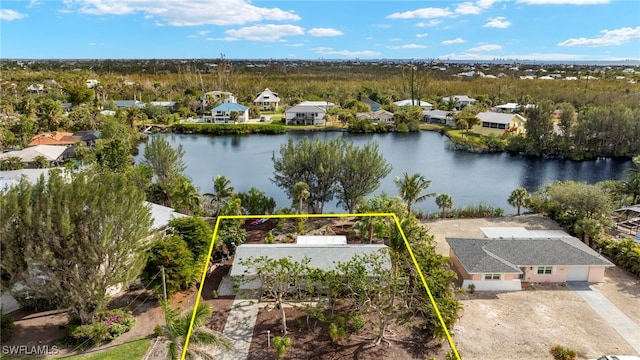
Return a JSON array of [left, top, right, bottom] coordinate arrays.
[[394, 172, 435, 216], [574, 218, 602, 247], [161, 300, 230, 360], [435, 193, 453, 219], [623, 156, 640, 204], [173, 177, 202, 215], [508, 187, 529, 216], [292, 181, 310, 214], [204, 175, 234, 215]]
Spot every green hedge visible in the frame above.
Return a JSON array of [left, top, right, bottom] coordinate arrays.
[[172, 123, 286, 135], [595, 237, 640, 276]]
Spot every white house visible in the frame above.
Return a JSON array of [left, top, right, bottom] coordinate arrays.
[[298, 101, 335, 110], [201, 91, 236, 109], [285, 104, 327, 125], [423, 109, 455, 126], [209, 103, 249, 124], [0, 145, 67, 165], [393, 99, 433, 111], [254, 88, 280, 110], [493, 103, 520, 113]]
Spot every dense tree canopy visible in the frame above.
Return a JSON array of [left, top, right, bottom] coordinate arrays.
[[0, 169, 153, 324]]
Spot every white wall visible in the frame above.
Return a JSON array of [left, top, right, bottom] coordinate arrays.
[[462, 279, 522, 291]]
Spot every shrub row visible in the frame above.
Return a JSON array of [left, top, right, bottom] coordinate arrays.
[[595, 237, 640, 276], [172, 123, 286, 135]]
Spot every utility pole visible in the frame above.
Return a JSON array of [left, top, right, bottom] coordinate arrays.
[[161, 266, 167, 301]]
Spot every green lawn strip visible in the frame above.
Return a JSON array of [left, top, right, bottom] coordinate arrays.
[[58, 338, 152, 360]]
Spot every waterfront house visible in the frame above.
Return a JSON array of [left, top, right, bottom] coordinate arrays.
[[284, 104, 327, 125], [254, 88, 280, 111], [447, 228, 614, 291], [0, 145, 67, 166], [356, 109, 394, 124], [422, 109, 455, 126], [474, 112, 526, 135], [208, 103, 250, 124]]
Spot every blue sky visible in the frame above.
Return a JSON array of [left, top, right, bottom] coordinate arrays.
[[1, 0, 639, 61]]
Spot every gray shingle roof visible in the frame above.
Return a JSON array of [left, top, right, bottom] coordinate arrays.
[[447, 237, 613, 274]]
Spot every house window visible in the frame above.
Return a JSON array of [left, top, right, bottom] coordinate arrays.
[[537, 266, 553, 275], [484, 273, 501, 280], [482, 122, 490, 128], [498, 124, 506, 129]]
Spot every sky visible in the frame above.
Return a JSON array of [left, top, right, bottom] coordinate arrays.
[[1, 0, 639, 61]]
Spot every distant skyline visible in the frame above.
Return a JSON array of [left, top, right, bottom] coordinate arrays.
[[1, 0, 639, 61]]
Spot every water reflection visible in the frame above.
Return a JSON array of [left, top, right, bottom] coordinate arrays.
[[136, 132, 633, 215]]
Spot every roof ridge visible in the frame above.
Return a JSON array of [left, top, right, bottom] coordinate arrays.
[[481, 241, 521, 272]]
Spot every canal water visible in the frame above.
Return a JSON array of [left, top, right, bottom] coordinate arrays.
[[136, 131, 632, 215]]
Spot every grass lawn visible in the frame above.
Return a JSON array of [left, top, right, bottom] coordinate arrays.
[[58, 338, 152, 360]]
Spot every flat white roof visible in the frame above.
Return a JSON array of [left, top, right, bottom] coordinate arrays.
[[297, 235, 347, 245]]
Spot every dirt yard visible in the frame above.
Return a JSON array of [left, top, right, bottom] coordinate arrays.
[[425, 215, 640, 360]]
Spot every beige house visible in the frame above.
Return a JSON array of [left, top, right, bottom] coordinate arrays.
[[474, 112, 527, 135], [446, 228, 614, 291], [356, 109, 395, 124], [284, 104, 327, 125]]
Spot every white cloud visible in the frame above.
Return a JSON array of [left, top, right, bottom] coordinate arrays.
[[387, 44, 428, 49], [476, 0, 501, 8], [88, 42, 96, 46], [388, 7, 453, 19], [416, 33, 429, 38], [468, 44, 503, 51], [484, 16, 511, 28], [516, 0, 608, 4], [416, 20, 442, 27], [197, 30, 210, 36], [27, 0, 43, 8], [64, 0, 300, 26], [558, 26, 640, 47], [311, 47, 381, 58], [366, 36, 373, 40], [0, 9, 27, 21], [308, 28, 343, 37], [455, 2, 482, 15], [285, 43, 305, 47], [442, 38, 466, 45], [225, 24, 304, 42]]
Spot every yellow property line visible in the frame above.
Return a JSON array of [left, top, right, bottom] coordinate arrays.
[[182, 213, 461, 360]]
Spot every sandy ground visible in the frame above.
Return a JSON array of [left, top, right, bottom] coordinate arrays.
[[424, 215, 640, 360]]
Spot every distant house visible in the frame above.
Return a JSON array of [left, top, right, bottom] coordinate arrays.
[[201, 91, 236, 109], [474, 112, 526, 134], [26, 84, 44, 93], [209, 103, 249, 124], [446, 228, 614, 291], [73, 130, 101, 146], [422, 109, 455, 126], [442, 95, 476, 110], [298, 101, 335, 110], [284, 104, 327, 126], [114, 100, 146, 109], [230, 243, 390, 290], [356, 109, 394, 124], [394, 99, 433, 111], [86, 79, 99, 88], [0, 145, 67, 166], [149, 101, 176, 111], [492, 103, 520, 113], [254, 88, 280, 110], [361, 98, 382, 111], [28, 132, 81, 147]]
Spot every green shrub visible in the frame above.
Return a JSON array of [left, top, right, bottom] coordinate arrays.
[[595, 237, 640, 276], [12, 290, 58, 312], [265, 230, 275, 244], [1, 314, 15, 342], [142, 235, 199, 296], [172, 123, 286, 135], [449, 203, 504, 218], [273, 336, 291, 360], [153, 325, 163, 337], [67, 308, 136, 347], [550, 345, 577, 360], [349, 314, 365, 333]]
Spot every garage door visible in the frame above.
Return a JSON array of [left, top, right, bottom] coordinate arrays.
[[566, 267, 589, 281]]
